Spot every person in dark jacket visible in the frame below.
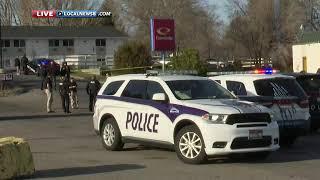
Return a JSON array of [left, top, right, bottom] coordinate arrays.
[[59, 76, 71, 113], [43, 75, 54, 113], [14, 57, 20, 75], [60, 62, 71, 80], [21, 54, 29, 75], [86, 76, 101, 112]]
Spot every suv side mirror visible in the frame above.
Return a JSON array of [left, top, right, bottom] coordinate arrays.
[[152, 93, 167, 102]]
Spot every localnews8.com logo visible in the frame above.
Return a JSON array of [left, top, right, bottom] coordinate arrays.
[[32, 10, 112, 18]]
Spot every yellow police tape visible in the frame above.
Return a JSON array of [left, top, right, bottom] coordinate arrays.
[[0, 137, 35, 179]]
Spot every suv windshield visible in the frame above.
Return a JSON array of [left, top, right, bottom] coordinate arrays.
[[254, 78, 306, 98], [296, 75, 320, 94], [166, 80, 235, 100]]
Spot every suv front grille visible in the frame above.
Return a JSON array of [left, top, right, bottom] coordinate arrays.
[[230, 136, 272, 149], [226, 113, 271, 125]]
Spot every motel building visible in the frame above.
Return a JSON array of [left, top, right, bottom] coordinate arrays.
[[0, 26, 127, 71], [292, 31, 320, 73]]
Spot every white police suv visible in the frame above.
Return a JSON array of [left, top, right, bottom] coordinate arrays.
[[93, 74, 279, 164], [211, 73, 310, 145]]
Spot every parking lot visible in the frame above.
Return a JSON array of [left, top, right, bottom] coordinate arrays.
[[1, 75, 320, 180]]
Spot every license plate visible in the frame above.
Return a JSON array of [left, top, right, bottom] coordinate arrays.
[[249, 130, 263, 140]]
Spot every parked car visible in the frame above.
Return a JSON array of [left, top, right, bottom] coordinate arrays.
[[211, 73, 310, 146], [93, 74, 280, 164], [29, 58, 60, 76], [283, 73, 320, 131]]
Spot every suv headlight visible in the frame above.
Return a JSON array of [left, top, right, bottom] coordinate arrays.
[[269, 113, 276, 122], [202, 114, 228, 124]]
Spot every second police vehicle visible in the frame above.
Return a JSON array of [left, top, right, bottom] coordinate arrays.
[[93, 73, 279, 164], [210, 69, 310, 146]]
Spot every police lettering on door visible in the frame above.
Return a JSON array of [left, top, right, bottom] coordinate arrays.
[[126, 112, 159, 133]]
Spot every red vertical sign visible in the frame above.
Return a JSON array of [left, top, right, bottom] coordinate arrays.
[[150, 18, 175, 51]]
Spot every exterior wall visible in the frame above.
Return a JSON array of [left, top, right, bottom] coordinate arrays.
[[74, 39, 96, 55], [292, 43, 320, 73], [1, 37, 126, 70], [26, 39, 49, 59]]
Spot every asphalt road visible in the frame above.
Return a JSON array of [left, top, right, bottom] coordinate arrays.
[[1, 75, 320, 180]]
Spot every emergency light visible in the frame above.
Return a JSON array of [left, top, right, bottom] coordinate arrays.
[[207, 68, 279, 76]]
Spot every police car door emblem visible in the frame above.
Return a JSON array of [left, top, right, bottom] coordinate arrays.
[[170, 107, 180, 114]]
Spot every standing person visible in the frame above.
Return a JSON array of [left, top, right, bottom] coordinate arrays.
[[48, 61, 57, 90], [69, 77, 79, 109], [40, 65, 47, 90], [14, 57, 20, 75], [59, 76, 71, 113], [86, 76, 101, 112], [21, 54, 29, 75], [60, 62, 71, 80], [43, 75, 54, 113]]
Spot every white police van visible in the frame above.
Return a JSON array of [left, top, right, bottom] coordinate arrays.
[[93, 74, 279, 164], [211, 72, 310, 145]]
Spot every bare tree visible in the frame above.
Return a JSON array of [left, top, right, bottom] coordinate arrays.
[[0, 0, 21, 25], [224, 0, 306, 70], [123, 0, 222, 59]]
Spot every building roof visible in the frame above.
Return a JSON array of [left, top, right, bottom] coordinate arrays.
[[1, 26, 127, 39], [296, 31, 320, 44]]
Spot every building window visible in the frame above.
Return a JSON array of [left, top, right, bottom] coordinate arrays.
[[2, 40, 10, 47], [49, 40, 59, 47], [63, 39, 74, 46], [13, 40, 25, 47], [96, 39, 106, 46], [97, 58, 106, 62]]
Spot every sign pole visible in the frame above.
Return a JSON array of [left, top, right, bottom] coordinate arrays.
[[162, 52, 165, 73]]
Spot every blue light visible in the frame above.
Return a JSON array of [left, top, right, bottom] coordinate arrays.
[[264, 68, 273, 74]]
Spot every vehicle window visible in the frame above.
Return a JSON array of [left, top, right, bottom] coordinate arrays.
[[296, 75, 320, 94], [103, 80, 124, 95], [226, 81, 247, 96], [254, 78, 306, 98], [146, 81, 165, 100], [214, 80, 221, 84], [166, 80, 235, 100], [121, 80, 147, 99]]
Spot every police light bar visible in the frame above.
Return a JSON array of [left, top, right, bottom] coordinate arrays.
[[165, 70, 198, 75], [207, 68, 279, 76], [145, 70, 198, 77], [145, 70, 159, 77]]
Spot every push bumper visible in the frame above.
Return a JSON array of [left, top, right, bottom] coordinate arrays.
[[199, 122, 280, 156]]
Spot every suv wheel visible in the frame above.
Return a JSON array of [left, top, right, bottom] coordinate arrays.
[[175, 125, 207, 164], [101, 118, 124, 151]]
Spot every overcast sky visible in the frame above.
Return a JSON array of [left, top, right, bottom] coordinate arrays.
[[208, 0, 230, 23]]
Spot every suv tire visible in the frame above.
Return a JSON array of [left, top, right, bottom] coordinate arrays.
[[174, 125, 207, 164], [101, 118, 124, 151]]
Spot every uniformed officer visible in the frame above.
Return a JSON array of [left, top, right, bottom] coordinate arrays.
[[60, 62, 71, 80], [69, 77, 79, 109], [86, 76, 101, 112], [59, 76, 71, 113]]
